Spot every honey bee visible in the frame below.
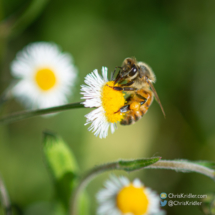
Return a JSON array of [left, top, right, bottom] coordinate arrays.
[[111, 57, 165, 125]]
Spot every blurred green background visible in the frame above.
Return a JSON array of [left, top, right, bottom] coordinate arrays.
[[0, 0, 215, 214]]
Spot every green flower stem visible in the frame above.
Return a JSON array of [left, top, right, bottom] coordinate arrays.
[[0, 174, 12, 215], [70, 158, 215, 215], [70, 157, 160, 215], [70, 163, 117, 215], [0, 102, 85, 124], [145, 160, 215, 179]]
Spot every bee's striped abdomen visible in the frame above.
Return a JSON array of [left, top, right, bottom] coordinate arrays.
[[120, 88, 153, 125]]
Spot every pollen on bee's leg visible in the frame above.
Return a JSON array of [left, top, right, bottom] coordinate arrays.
[[129, 101, 141, 111], [106, 84, 123, 91]]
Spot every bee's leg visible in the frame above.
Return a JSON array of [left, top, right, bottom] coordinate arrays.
[[114, 104, 130, 113], [134, 89, 154, 116], [114, 66, 122, 73], [136, 93, 147, 105], [112, 66, 122, 81], [109, 86, 137, 91], [122, 93, 147, 113], [118, 81, 134, 86], [115, 98, 146, 114], [140, 100, 147, 105], [111, 80, 135, 91]]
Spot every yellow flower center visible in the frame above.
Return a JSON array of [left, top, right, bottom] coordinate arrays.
[[116, 184, 149, 215], [102, 81, 125, 123], [35, 68, 57, 91]]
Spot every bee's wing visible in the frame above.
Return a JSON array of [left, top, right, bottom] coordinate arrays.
[[147, 81, 166, 118]]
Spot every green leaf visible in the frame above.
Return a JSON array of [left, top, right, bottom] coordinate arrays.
[[118, 157, 161, 172], [43, 131, 89, 213], [43, 131, 80, 209], [43, 131, 78, 180]]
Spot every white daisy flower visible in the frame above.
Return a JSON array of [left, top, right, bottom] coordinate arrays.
[[81, 67, 126, 138], [11, 42, 77, 109], [97, 175, 161, 215]]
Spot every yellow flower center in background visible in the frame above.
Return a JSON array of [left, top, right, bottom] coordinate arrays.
[[116, 184, 149, 215], [102, 81, 125, 123], [35, 68, 57, 91]]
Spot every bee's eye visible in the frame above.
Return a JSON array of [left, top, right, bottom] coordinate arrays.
[[129, 67, 137, 77]]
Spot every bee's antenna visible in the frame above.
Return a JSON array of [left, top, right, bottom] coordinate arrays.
[[147, 80, 166, 118]]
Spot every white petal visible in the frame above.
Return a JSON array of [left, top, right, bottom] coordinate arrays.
[[81, 67, 117, 138], [145, 188, 161, 214], [132, 179, 143, 188], [96, 175, 130, 215]]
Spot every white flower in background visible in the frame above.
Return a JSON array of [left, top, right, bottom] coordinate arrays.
[[97, 175, 161, 215], [11, 42, 77, 109], [81, 67, 126, 138]]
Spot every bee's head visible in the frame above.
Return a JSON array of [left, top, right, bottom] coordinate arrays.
[[115, 57, 139, 84]]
